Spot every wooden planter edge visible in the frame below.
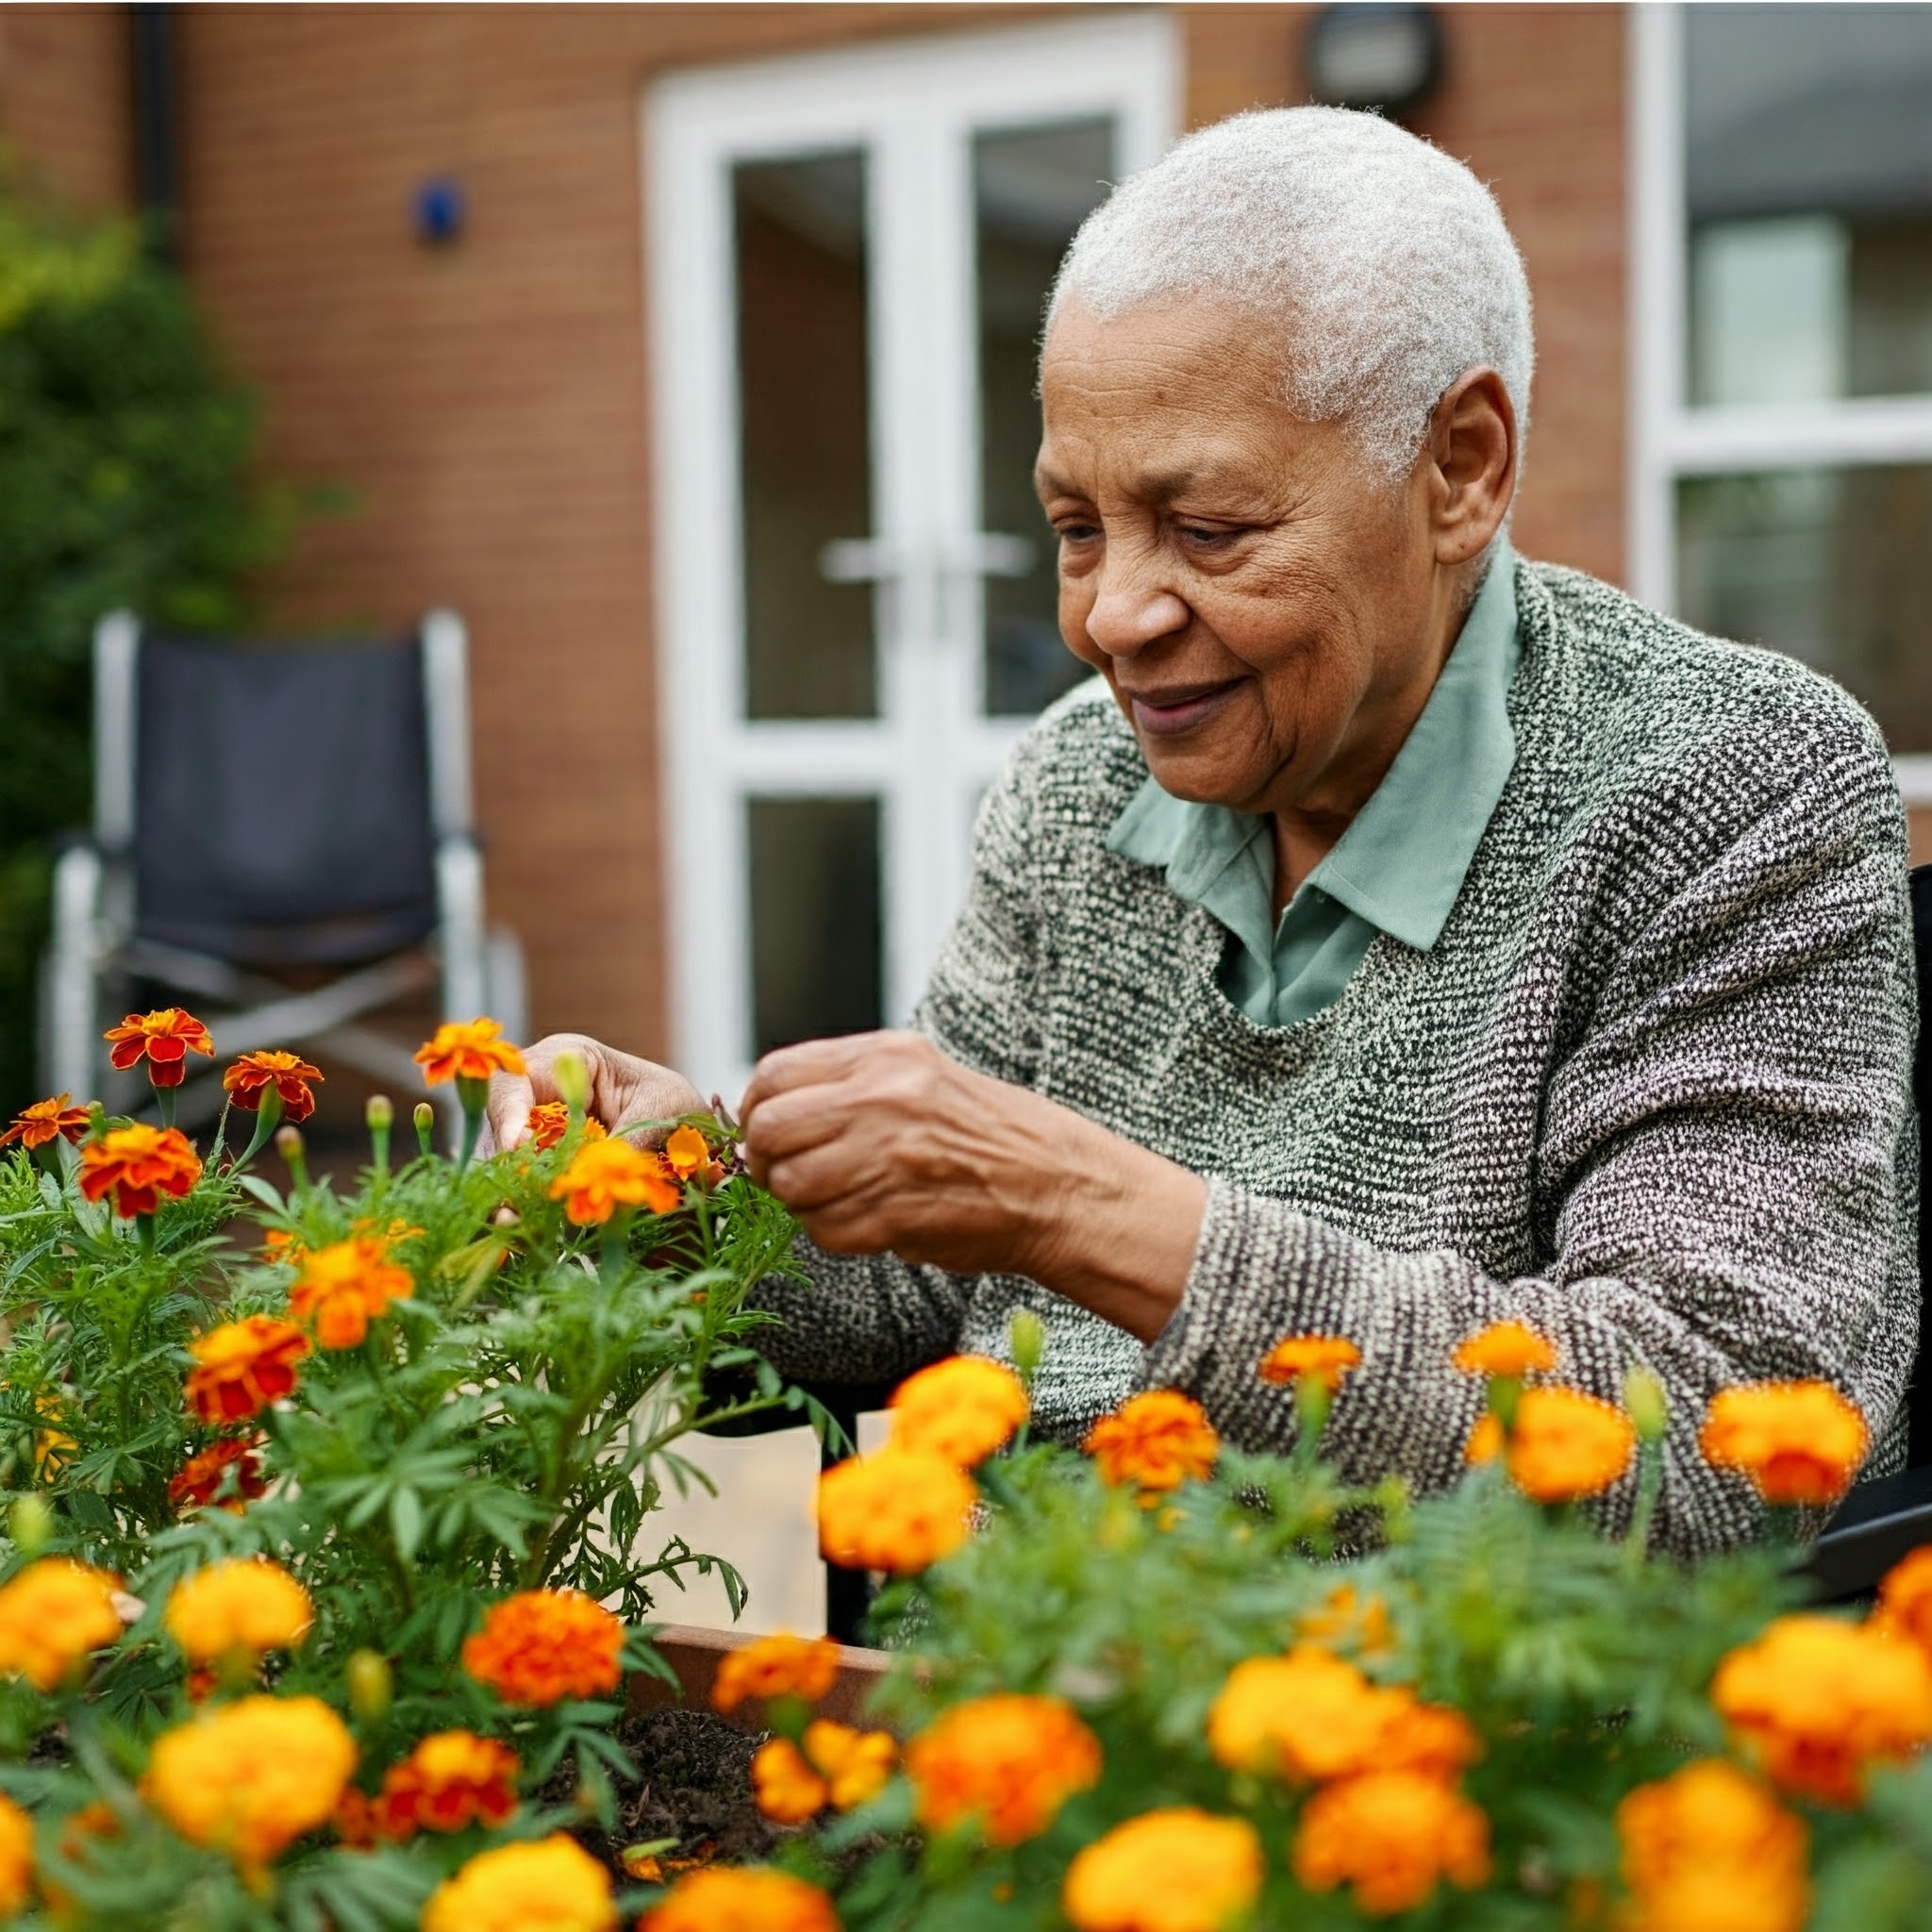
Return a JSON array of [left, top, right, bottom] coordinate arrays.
[[634, 1623, 897, 1734]]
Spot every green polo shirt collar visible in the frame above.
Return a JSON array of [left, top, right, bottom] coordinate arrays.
[[1106, 547, 1521, 1024]]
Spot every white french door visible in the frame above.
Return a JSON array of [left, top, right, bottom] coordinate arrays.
[[645, 12, 1178, 1100]]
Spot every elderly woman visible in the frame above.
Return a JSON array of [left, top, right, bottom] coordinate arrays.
[[491, 108, 1916, 1555]]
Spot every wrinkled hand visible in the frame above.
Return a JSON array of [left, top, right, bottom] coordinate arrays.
[[484, 1033, 705, 1152], [739, 1031, 1206, 1341]]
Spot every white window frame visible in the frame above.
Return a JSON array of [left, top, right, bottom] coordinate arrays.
[[1628, 3, 1932, 804]]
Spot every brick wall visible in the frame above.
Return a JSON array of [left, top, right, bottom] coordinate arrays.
[[0, 2, 131, 209]]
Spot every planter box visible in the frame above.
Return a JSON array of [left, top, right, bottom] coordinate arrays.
[[636, 1623, 897, 1733]]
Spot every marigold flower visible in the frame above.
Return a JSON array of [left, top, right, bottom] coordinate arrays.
[[1062, 1807, 1263, 1932], [711, 1632, 841, 1713], [221, 1050, 322, 1124], [548, 1135, 679, 1224], [817, 1448, 975, 1574], [461, 1590, 625, 1707], [752, 1738, 828, 1824], [756, 1723, 896, 1821], [169, 1437, 269, 1512], [0, 1092, 90, 1152], [1617, 1758, 1808, 1932], [638, 1866, 839, 1932], [77, 1124, 202, 1217], [164, 1558, 312, 1663], [663, 1123, 712, 1176], [104, 1007, 214, 1088], [413, 1017, 525, 1086], [1451, 1319, 1558, 1377], [1877, 1546, 1932, 1654], [145, 1693, 356, 1867], [289, 1235, 413, 1349], [1711, 1613, 1932, 1805], [423, 1834, 616, 1932], [1208, 1646, 1408, 1782], [0, 1791, 32, 1917], [1475, 1386, 1636, 1503], [1292, 1770, 1491, 1915], [371, 1729, 519, 1840], [1297, 1584, 1399, 1663], [184, 1315, 309, 1426], [1699, 1380, 1870, 1507], [1083, 1390, 1219, 1495], [0, 1557, 124, 1690], [1257, 1333, 1362, 1392], [887, 1356, 1029, 1467], [904, 1693, 1101, 1845], [525, 1100, 582, 1150]]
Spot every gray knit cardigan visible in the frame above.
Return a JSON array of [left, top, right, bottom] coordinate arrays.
[[753, 560, 1920, 1556]]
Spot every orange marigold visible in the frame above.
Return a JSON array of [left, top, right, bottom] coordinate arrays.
[[904, 1693, 1102, 1845], [1711, 1613, 1932, 1806], [1699, 1381, 1870, 1507], [1208, 1647, 1407, 1782], [1476, 1386, 1636, 1503], [663, 1123, 712, 1176], [0, 1791, 32, 1917], [526, 1101, 569, 1150], [751, 1721, 896, 1824], [222, 1050, 322, 1123], [817, 1449, 975, 1574], [1257, 1333, 1362, 1392], [1062, 1808, 1263, 1932], [638, 1866, 840, 1932], [372, 1729, 519, 1840], [1617, 1758, 1808, 1932], [1298, 1584, 1399, 1664], [1451, 1319, 1558, 1378], [145, 1693, 356, 1867], [184, 1316, 309, 1426], [888, 1356, 1029, 1467], [751, 1738, 829, 1825], [423, 1835, 614, 1932], [1292, 1771, 1491, 1915], [548, 1136, 678, 1224], [0, 1557, 123, 1690], [164, 1558, 311, 1663], [77, 1124, 202, 1217], [413, 1017, 525, 1087], [0, 1092, 90, 1152], [289, 1235, 413, 1349], [169, 1437, 268, 1512], [711, 1633, 841, 1713], [461, 1590, 625, 1707], [1083, 1390, 1219, 1495], [104, 1007, 214, 1088], [1877, 1546, 1932, 1654]]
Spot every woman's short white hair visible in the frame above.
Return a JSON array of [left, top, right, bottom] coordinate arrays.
[[1048, 108, 1535, 481]]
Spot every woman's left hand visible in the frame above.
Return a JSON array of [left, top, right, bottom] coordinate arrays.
[[738, 1031, 1207, 1341]]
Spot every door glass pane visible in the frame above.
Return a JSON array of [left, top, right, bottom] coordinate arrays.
[[736, 153, 876, 719], [975, 118, 1114, 716], [747, 797, 882, 1055], [1676, 465, 1932, 751], [1685, 7, 1932, 406]]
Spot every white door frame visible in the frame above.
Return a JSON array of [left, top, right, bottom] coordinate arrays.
[[644, 11, 1179, 1100]]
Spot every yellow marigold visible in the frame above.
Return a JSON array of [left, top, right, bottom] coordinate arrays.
[[289, 1235, 413, 1350], [1298, 1584, 1399, 1663], [1292, 1771, 1491, 1915], [905, 1693, 1102, 1845], [1476, 1386, 1636, 1503], [1451, 1319, 1558, 1377], [0, 1790, 32, 1916], [413, 1017, 525, 1087], [1257, 1333, 1361, 1392], [1699, 1381, 1870, 1507], [1617, 1758, 1808, 1932], [711, 1633, 841, 1713], [461, 1590, 625, 1707], [817, 1448, 974, 1574], [1062, 1808, 1263, 1932], [1711, 1613, 1932, 1806], [145, 1694, 356, 1867], [163, 1558, 312, 1663], [1083, 1390, 1219, 1495], [422, 1833, 615, 1932], [0, 1557, 124, 1690], [1208, 1646, 1407, 1782], [1877, 1546, 1932, 1654], [548, 1136, 678, 1224], [638, 1866, 840, 1932], [887, 1356, 1029, 1467]]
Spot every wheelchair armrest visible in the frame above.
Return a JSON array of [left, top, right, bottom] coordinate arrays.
[[1803, 1464, 1932, 1602]]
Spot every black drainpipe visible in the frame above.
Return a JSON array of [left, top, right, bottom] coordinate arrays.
[[130, 2, 178, 258]]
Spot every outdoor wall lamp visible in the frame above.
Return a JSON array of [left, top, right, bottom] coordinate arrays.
[[1303, 4, 1444, 121]]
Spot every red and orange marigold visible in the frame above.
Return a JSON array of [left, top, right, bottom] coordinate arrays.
[[413, 1017, 525, 1087], [905, 1693, 1102, 1845], [548, 1137, 679, 1224], [526, 1100, 605, 1152], [169, 1437, 268, 1513], [1083, 1390, 1220, 1495], [104, 1007, 214, 1088], [222, 1050, 323, 1123], [1877, 1547, 1932, 1655], [0, 1093, 90, 1152], [1699, 1381, 1870, 1507], [78, 1124, 202, 1217], [461, 1591, 625, 1707], [184, 1316, 310, 1426], [289, 1236, 413, 1349], [372, 1730, 520, 1840]]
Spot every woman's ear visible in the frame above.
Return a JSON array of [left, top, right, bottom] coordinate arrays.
[[1426, 367, 1518, 567]]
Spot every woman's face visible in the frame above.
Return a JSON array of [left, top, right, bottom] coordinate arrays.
[[1036, 299, 1458, 823]]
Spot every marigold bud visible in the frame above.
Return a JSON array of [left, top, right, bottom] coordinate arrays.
[[1624, 1367, 1669, 1441], [8, 1494, 51, 1559], [553, 1050, 590, 1111], [275, 1124, 303, 1161], [347, 1648, 393, 1724], [1008, 1308, 1046, 1383], [365, 1094, 393, 1131]]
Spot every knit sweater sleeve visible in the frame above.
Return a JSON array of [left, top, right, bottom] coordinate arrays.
[[1143, 732, 1918, 1557]]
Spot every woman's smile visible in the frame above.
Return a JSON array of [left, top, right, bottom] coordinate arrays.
[[1123, 676, 1245, 738]]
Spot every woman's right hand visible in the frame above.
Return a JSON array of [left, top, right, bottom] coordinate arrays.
[[484, 1032, 706, 1151]]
